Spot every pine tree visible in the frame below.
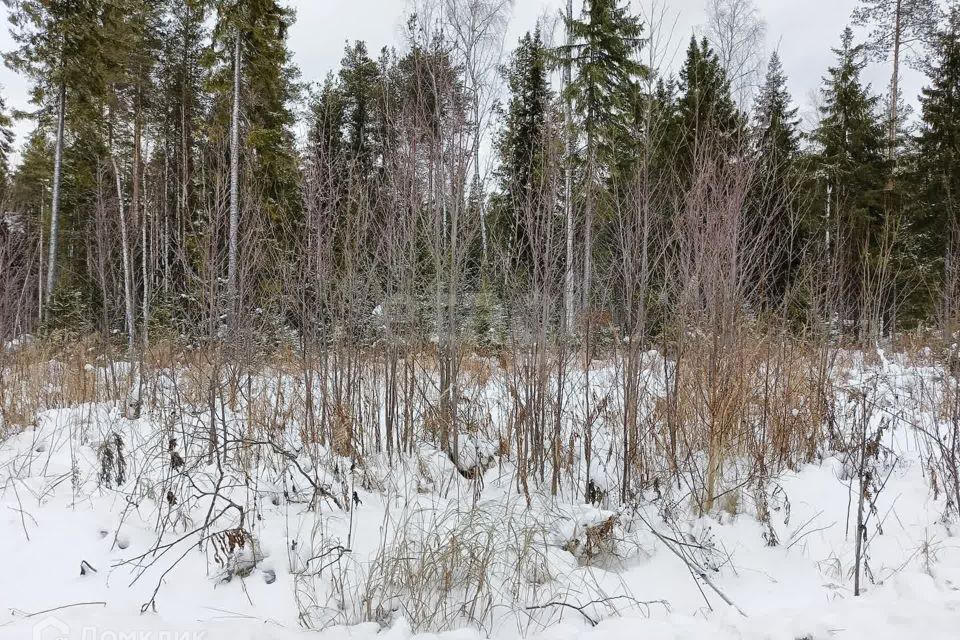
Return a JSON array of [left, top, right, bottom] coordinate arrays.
[[851, 0, 942, 161], [5, 0, 113, 308]]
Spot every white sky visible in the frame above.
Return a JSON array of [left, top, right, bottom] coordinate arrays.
[[0, 0, 928, 165]]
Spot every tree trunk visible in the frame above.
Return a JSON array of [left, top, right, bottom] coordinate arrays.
[[473, 73, 486, 271], [141, 161, 150, 350], [563, 0, 576, 334], [583, 128, 594, 312], [133, 101, 149, 349], [44, 81, 67, 311], [888, 0, 903, 163], [112, 153, 136, 356], [227, 33, 242, 326]]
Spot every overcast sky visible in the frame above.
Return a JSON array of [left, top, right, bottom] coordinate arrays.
[[0, 0, 928, 165]]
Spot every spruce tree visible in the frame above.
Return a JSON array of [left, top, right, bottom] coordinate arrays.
[[5, 0, 113, 306], [676, 36, 743, 170], [338, 41, 382, 178], [915, 7, 960, 300], [493, 28, 554, 278], [812, 27, 890, 329], [10, 129, 53, 219], [814, 28, 888, 211], [750, 51, 801, 303], [307, 73, 347, 176], [154, 0, 209, 309], [208, 0, 301, 228], [753, 51, 799, 163], [563, 0, 648, 310], [0, 92, 14, 196]]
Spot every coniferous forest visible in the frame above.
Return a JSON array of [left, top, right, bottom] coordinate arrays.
[[0, 0, 957, 347], [2, 2, 960, 638]]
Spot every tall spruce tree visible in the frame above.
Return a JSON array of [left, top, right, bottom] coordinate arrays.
[[493, 28, 554, 278], [813, 28, 888, 216], [154, 0, 209, 309], [104, 0, 165, 348], [0, 92, 14, 196], [812, 27, 890, 329], [753, 51, 799, 163], [751, 51, 801, 303], [208, 0, 301, 228], [916, 6, 960, 308], [10, 129, 52, 215], [338, 41, 382, 179], [562, 0, 647, 504], [676, 36, 743, 172], [563, 0, 647, 311]]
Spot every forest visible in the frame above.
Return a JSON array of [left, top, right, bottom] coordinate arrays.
[[1, 1, 960, 639], [0, 0, 956, 348]]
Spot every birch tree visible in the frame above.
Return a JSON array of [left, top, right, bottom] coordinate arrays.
[[228, 33, 241, 325], [704, 0, 767, 109], [444, 0, 513, 270]]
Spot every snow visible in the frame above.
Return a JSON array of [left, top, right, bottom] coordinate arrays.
[[2, 349, 960, 640]]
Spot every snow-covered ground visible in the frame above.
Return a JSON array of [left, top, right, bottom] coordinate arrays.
[[2, 349, 959, 640]]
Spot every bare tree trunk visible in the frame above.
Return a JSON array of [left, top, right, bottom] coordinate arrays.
[[888, 0, 903, 163], [44, 81, 67, 311], [474, 88, 486, 269], [112, 153, 136, 356], [227, 33, 242, 325], [853, 410, 867, 596], [583, 129, 594, 312], [37, 196, 44, 321], [563, 0, 576, 333], [142, 165, 150, 349], [133, 101, 149, 350]]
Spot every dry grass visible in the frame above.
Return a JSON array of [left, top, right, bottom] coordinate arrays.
[[656, 329, 832, 512], [0, 337, 128, 433], [2, 328, 929, 522], [343, 502, 552, 633]]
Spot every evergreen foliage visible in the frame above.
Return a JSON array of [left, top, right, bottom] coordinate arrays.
[[1, 1, 958, 342]]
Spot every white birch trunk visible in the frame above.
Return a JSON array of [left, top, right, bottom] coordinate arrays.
[[227, 33, 242, 326], [44, 82, 66, 310]]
